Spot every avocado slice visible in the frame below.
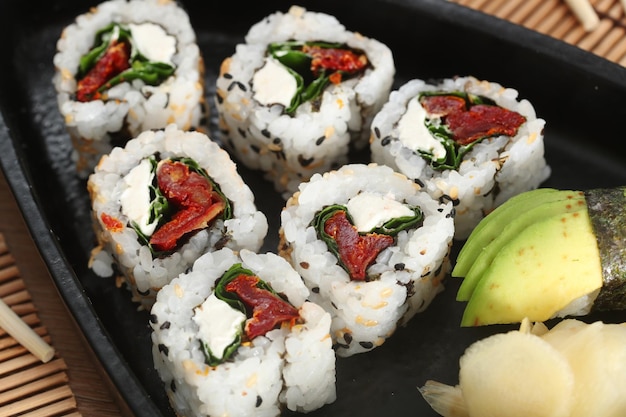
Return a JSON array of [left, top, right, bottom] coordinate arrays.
[[461, 209, 603, 326], [453, 188, 575, 277], [456, 194, 586, 301]]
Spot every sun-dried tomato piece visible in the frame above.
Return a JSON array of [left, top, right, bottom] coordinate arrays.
[[324, 210, 394, 281], [225, 274, 299, 340], [446, 104, 527, 145], [101, 212, 124, 232], [420, 95, 526, 146], [420, 94, 466, 115], [149, 161, 225, 252], [303, 45, 368, 77], [76, 40, 131, 102]]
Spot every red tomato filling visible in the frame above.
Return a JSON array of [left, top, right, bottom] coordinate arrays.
[[149, 161, 225, 252], [420, 95, 526, 145], [225, 274, 300, 340], [101, 212, 124, 232], [303, 45, 368, 84], [76, 40, 131, 102], [324, 210, 394, 281]]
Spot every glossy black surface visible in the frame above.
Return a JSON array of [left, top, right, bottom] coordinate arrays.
[[2, 0, 626, 416]]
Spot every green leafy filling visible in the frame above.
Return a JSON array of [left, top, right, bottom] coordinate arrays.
[[312, 203, 423, 276], [418, 91, 497, 171], [267, 41, 366, 115], [78, 23, 175, 93], [130, 156, 232, 255], [199, 264, 280, 366]]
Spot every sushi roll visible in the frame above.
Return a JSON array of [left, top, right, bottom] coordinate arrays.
[[452, 187, 626, 327], [278, 163, 455, 356], [150, 247, 336, 416], [87, 124, 268, 309], [370, 76, 551, 239], [53, 0, 207, 177], [215, 5, 395, 197]]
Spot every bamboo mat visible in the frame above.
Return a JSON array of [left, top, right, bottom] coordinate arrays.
[[450, 0, 626, 66], [0, 233, 80, 417]]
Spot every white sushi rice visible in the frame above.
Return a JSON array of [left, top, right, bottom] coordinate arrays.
[[150, 247, 336, 416], [53, 0, 206, 177], [370, 76, 551, 239], [279, 163, 454, 357], [87, 124, 268, 309], [215, 5, 395, 197]]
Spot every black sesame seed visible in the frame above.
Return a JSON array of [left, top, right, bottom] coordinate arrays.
[[137, 288, 150, 296], [158, 344, 169, 356], [170, 380, 176, 393], [160, 321, 171, 330], [261, 129, 271, 138], [298, 155, 314, 167], [256, 396, 263, 407], [223, 73, 233, 79], [413, 178, 425, 187], [440, 194, 460, 206], [251, 144, 261, 153], [343, 333, 353, 344], [394, 263, 405, 271], [381, 136, 392, 146], [216, 94, 224, 104], [238, 127, 247, 138], [149, 314, 158, 324], [273, 137, 281, 144], [359, 341, 374, 349], [311, 286, 320, 293], [374, 126, 381, 139], [315, 136, 326, 146], [227, 81, 247, 92]]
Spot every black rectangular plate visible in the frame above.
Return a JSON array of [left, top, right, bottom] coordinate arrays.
[[2, 0, 626, 416]]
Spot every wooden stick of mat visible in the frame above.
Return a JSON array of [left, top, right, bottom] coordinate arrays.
[[0, 234, 54, 363], [0, 232, 80, 416], [564, 0, 600, 31], [0, 297, 54, 363]]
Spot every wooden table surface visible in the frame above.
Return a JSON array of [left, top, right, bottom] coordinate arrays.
[[0, 1, 623, 416], [0, 169, 126, 417]]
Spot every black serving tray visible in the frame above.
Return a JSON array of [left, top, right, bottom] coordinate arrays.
[[2, 0, 626, 416]]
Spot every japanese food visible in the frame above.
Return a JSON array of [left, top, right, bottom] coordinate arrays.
[[53, 0, 207, 177], [369, 76, 551, 239], [419, 318, 626, 417], [452, 187, 626, 326], [278, 163, 454, 356], [215, 5, 395, 197], [150, 247, 336, 416], [87, 124, 268, 309]]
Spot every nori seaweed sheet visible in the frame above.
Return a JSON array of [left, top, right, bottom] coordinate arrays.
[[585, 187, 626, 310]]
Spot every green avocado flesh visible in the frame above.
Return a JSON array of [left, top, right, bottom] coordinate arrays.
[[453, 188, 583, 278], [455, 191, 586, 301], [460, 208, 603, 326]]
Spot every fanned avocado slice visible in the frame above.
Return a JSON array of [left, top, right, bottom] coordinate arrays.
[[461, 209, 602, 326], [453, 188, 565, 277], [456, 193, 585, 301]]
